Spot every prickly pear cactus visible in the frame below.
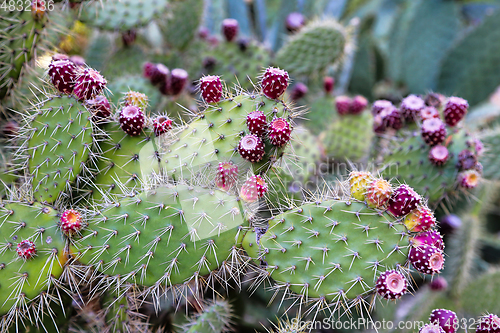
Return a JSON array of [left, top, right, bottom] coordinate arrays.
[[177, 298, 233, 333], [19, 95, 94, 204], [0, 202, 67, 328], [73, 184, 247, 288], [275, 19, 346, 76], [160, 0, 204, 50]]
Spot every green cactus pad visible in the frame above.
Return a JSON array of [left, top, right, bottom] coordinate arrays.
[[78, 0, 170, 31], [177, 298, 233, 333], [304, 95, 337, 134], [275, 19, 346, 76], [242, 199, 409, 301], [380, 128, 472, 204], [161, 0, 204, 50], [73, 184, 247, 287], [24, 95, 93, 204], [91, 122, 160, 201], [202, 41, 271, 89], [319, 111, 373, 163], [160, 92, 296, 179], [0, 202, 66, 317], [479, 127, 500, 180], [0, 10, 46, 99]]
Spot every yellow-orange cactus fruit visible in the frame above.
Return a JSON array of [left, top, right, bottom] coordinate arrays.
[[366, 178, 392, 208], [403, 205, 436, 232], [348, 171, 374, 201]]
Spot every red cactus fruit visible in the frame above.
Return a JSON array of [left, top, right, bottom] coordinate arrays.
[[421, 118, 447, 146], [246, 110, 267, 136], [16, 240, 37, 259], [420, 106, 440, 121], [60, 209, 84, 236], [335, 96, 352, 115], [70, 55, 86, 67], [444, 97, 468, 127], [380, 106, 403, 130], [350, 95, 368, 114], [119, 105, 145, 136], [152, 115, 173, 136], [411, 230, 444, 250], [143, 62, 156, 79], [86, 95, 111, 120], [457, 149, 478, 171], [74, 67, 107, 101], [429, 145, 449, 166], [323, 76, 335, 94], [372, 99, 393, 115], [388, 184, 421, 217], [286, 12, 305, 32], [375, 270, 408, 300], [48, 59, 77, 94], [476, 314, 500, 333], [419, 323, 446, 333], [240, 175, 268, 202], [458, 170, 480, 189], [409, 245, 445, 275], [404, 205, 436, 232], [429, 309, 458, 333], [261, 67, 289, 100], [290, 82, 308, 101], [401, 94, 426, 122], [215, 161, 238, 191], [150, 64, 170, 86], [365, 178, 392, 209], [199, 75, 223, 103], [238, 134, 265, 162], [373, 114, 386, 133], [222, 18, 239, 42], [429, 276, 448, 291], [168, 68, 188, 96], [268, 117, 292, 147]]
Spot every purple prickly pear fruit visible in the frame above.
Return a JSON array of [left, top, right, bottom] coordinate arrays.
[[476, 314, 500, 333], [388, 184, 421, 217], [323, 76, 335, 94], [372, 99, 393, 115], [375, 270, 408, 300], [215, 161, 238, 191], [122, 29, 137, 47], [404, 205, 436, 232], [69, 55, 86, 67], [16, 240, 37, 259], [60, 209, 84, 236], [286, 12, 305, 32], [198, 26, 209, 39], [401, 94, 426, 122], [421, 118, 447, 146], [268, 117, 292, 147], [429, 145, 449, 166], [290, 82, 308, 101], [458, 170, 480, 189], [222, 18, 239, 42], [48, 59, 77, 94], [238, 134, 265, 162], [168, 68, 188, 96], [420, 106, 440, 121], [246, 110, 267, 136], [420, 324, 446, 333], [350, 95, 368, 114], [152, 115, 173, 136], [86, 95, 111, 120], [143, 62, 156, 79], [380, 106, 403, 130], [335, 96, 352, 115], [429, 309, 458, 333], [1, 120, 19, 137], [444, 97, 468, 127], [425, 93, 446, 108], [457, 149, 477, 171], [411, 230, 444, 250], [199, 75, 223, 103], [150, 63, 170, 86], [439, 214, 461, 235], [261, 67, 289, 100], [240, 175, 268, 202], [118, 105, 145, 136], [410, 245, 445, 275], [74, 67, 107, 101], [373, 114, 386, 133], [429, 276, 448, 291]]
